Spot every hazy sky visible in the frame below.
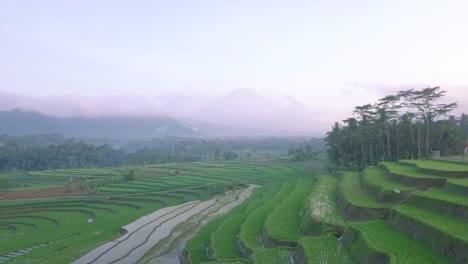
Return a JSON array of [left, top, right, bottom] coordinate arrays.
[[1, 0, 467, 120]]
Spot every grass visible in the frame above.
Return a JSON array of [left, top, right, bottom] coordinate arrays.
[[307, 175, 345, 226], [447, 177, 468, 187], [339, 172, 390, 208], [263, 177, 315, 242], [0, 161, 308, 263], [210, 187, 268, 260], [0, 171, 67, 192], [362, 167, 417, 203], [240, 181, 294, 253], [393, 205, 468, 242], [9, 158, 463, 263], [363, 167, 415, 192], [250, 247, 295, 264], [381, 162, 442, 179], [401, 159, 468, 172], [412, 188, 468, 206], [349, 220, 450, 264], [186, 215, 227, 264], [298, 236, 353, 264]]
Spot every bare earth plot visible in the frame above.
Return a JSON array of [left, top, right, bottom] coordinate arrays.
[[72, 185, 257, 264]]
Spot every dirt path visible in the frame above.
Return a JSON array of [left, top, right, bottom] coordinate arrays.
[[72, 185, 257, 264]]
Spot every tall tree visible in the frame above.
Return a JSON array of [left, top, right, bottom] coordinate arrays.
[[413, 87, 457, 156], [325, 87, 461, 170]]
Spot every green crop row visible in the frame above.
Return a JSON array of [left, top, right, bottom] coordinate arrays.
[[0, 161, 308, 263], [307, 175, 345, 226], [447, 177, 468, 187], [381, 162, 441, 179], [338, 172, 389, 208], [210, 187, 269, 260], [263, 177, 315, 243], [348, 220, 450, 263], [392, 205, 468, 243], [240, 181, 294, 254], [250, 247, 295, 264], [297, 235, 353, 264], [363, 167, 415, 192], [401, 159, 468, 172], [361, 167, 416, 202]]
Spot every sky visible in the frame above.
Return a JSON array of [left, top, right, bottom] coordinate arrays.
[[1, 0, 467, 130]]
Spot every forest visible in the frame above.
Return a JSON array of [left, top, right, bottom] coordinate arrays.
[[0, 135, 324, 171], [325, 87, 468, 170]]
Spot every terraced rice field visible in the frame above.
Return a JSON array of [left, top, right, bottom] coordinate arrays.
[[297, 236, 352, 264], [239, 181, 294, 254], [0, 161, 309, 263], [250, 247, 295, 264], [263, 177, 315, 244], [401, 159, 468, 172], [338, 159, 468, 264], [2, 156, 468, 264], [307, 175, 345, 227], [73, 186, 257, 264], [361, 167, 416, 202], [344, 220, 450, 264]]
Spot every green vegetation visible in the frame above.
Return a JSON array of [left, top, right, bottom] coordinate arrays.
[[210, 187, 268, 260], [306, 175, 345, 226], [3, 134, 468, 264], [444, 177, 468, 196], [338, 171, 390, 208], [401, 159, 468, 172], [250, 247, 295, 264], [408, 188, 468, 221], [346, 220, 450, 264], [263, 177, 315, 243], [239, 181, 295, 254], [382, 162, 441, 178], [336, 171, 390, 222], [297, 236, 353, 264], [326, 87, 465, 171], [392, 205, 468, 242], [388, 204, 468, 263], [448, 177, 468, 187], [362, 167, 415, 202], [0, 161, 308, 263]]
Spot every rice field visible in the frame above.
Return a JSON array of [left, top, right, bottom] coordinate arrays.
[[3, 155, 468, 264], [401, 159, 468, 172], [338, 171, 390, 209], [347, 220, 450, 264], [361, 167, 416, 202], [250, 247, 295, 264], [297, 236, 352, 264], [263, 177, 315, 243], [381, 162, 443, 179], [0, 161, 308, 263], [307, 175, 345, 226], [239, 181, 294, 253]]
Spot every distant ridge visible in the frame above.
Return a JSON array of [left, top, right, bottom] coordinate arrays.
[[0, 109, 198, 139]]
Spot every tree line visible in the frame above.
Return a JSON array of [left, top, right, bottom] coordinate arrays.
[[0, 136, 309, 171], [287, 137, 325, 161], [325, 87, 468, 170]]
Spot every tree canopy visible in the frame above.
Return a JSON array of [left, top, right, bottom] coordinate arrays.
[[325, 87, 465, 170]]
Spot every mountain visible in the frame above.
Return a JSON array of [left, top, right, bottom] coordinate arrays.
[[194, 89, 328, 135], [0, 109, 198, 139], [0, 89, 330, 137]]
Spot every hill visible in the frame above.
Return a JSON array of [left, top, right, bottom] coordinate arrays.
[[0, 109, 198, 139]]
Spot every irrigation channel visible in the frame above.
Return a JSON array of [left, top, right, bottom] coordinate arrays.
[[72, 184, 257, 264]]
